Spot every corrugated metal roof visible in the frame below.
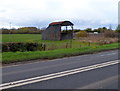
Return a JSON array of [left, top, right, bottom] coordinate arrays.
[[49, 21, 74, 26], [50, 21, 64, 25]]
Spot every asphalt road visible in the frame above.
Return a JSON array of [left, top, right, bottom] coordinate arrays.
[[1, 50, 119, 89]]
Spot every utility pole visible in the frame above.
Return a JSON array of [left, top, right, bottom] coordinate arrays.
[[10, 22, 11, 29], [9, 22, 12, 42], [109, 24, 112, 30]]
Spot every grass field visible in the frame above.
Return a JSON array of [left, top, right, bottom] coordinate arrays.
[[1, 34, 119, 64], [2, 43, 119, 63], [2, 34, 42, 43], [2, 34, 98, 50]]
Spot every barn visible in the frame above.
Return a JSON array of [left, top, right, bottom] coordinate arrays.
[[42, 21, 74, 40]]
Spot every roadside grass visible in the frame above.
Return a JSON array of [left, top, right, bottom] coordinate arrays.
[[2, 43, 119, 64]]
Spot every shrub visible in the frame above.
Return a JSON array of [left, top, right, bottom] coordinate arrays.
[[26, 43, 38, 51], [76, 31, 88, 37], [2, 43, 9, 52], [2, 42, 46, 52], [104, 30, 116, 38]]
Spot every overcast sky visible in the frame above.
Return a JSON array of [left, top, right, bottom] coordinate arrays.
[[0, 0, 119, 29]]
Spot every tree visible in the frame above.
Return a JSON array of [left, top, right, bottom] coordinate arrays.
[[115, 30, 120, 33], [84, 28, 92, 32], [116, 24, 120, 30], [102, 27, 107, 30], [93, 27, 108, 33]]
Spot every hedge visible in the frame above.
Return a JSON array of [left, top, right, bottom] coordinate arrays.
[[1, 42, 46, 52]]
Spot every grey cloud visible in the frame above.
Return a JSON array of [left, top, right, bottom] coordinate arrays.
[[0, 0, 118, 29]]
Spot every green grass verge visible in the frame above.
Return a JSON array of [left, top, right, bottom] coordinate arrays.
[[2, 43, 119, 64]]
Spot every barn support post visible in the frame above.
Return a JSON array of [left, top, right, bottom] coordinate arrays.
[[70, 25, 73, 48], [66, 26, 67, 31], [71, 25, 74, 37]]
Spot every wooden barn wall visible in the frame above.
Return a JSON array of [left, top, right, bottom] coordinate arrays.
[[61, 32, 73, 40], [42, 25, 61, 40]]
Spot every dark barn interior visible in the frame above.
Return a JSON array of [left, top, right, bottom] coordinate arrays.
[[42, 21, 74, 41]]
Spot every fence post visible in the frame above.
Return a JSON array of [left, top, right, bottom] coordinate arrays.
[[70, 40, 72, 48], [66, 43, 68, 48], [43, 43, 46, 51], [79, 42, 81, 48], [88, 42, 90, 46]]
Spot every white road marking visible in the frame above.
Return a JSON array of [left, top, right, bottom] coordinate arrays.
[[107, 53, 117, 55], [79, 75, 119, 89], [0, 60, 119, 90], [100, 53, 117, 56]]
